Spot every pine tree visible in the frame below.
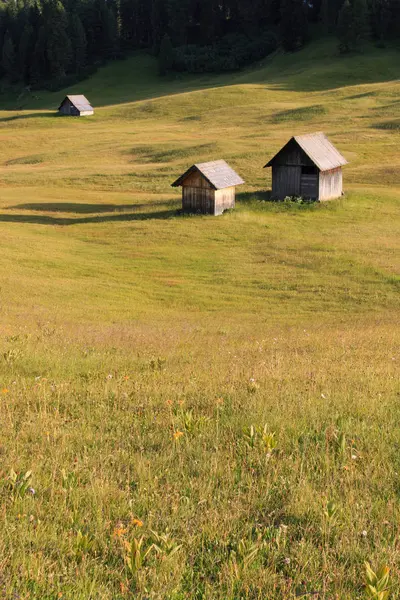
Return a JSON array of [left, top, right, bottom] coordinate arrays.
[[319, 0, 331, 32], [158, 33, 174, 75], [30, 25, 47, 83], [18, 24, 34, 83], [43, 0, 71, 78], [280, 0, 308, 52], [2, 31, 18, 82], [352, 0, 370, 43], [337, 0, 355, 52], [68, 12, 87, 71]]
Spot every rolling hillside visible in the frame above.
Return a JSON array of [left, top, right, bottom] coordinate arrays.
[[0, 40, 399, 599]]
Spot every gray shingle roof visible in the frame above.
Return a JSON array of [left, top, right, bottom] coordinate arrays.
[[265, 132, 348, 172], [172, 160, 245, 190], [59, 95, 93, 112]]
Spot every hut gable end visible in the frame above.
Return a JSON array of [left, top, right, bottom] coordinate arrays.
[[265, 132, 347, 172], [58, 94, 94, 116], [264, 132, 348, 201], [172, 160, 244, 190], [172, 159, 244, 216]]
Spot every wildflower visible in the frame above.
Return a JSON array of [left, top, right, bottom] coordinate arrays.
[[2, 388, 9, 394], [28, 487, 35, 496], [107, 374, 113, 380], [113, 525, 127, 538], [361, 530, 367, 538], [173, 431, 184, 441], [284, 557, 291, 565], [123, 375, 129, 381], [131, 518, 143, 527], [58, 593, 63, 599]]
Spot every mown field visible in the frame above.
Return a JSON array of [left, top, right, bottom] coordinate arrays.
[[0, 39, 399, 599]]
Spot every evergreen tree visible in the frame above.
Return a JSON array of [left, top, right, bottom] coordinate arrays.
[[68, 12, 87, 71], [158, 32, 174, 74], [2, 30, 18, 82], [352, 0, 370, 43], [18, 24, 34, 83], [280, 0, 308, 51], [30, 25, 47, 83], [43, 0, 71, 78], [319, 0, 331, 32], [337, 0, 355, 52]]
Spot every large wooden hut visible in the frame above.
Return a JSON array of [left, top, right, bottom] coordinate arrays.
[[264, 132, 347, 201], [172, 160, 245, 215], [58, 95, 94, 117]]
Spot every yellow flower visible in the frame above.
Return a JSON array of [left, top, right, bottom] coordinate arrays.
[[123, 375, 130, 381], [113, 525, 127, 538], [173, 431, 184, 441], [2, 388, 9, 394], [131, 518, 143, 527]]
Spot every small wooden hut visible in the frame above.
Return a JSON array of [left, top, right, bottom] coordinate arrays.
[[172, 160, 244, 215], [264, 132, 347, 201], [58, 95, 94, 117]]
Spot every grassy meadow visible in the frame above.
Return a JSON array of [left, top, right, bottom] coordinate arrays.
[[0, 39, 399, 599]]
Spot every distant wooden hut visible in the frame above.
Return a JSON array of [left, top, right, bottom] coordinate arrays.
[[58, 95, 94, 117], [264, 132, 347, 201], [172, 160, 245, 215]]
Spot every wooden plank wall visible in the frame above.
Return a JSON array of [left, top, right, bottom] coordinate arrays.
[[214, 187, 235, 215], [272, 165, 301, 198], [319, 168, 343, 200]]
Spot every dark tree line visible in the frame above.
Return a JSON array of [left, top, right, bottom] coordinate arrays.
[[0, 0, 399, 88]]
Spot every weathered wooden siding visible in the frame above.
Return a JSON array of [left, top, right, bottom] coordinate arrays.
[[181, 171, 219, 214], [214, 187, 235, 215], [272, 165, 301, 198], [58, 99, 94, 117], [59, 99, 79, 116], [319, 168, 343, 200], [300, 171, 319, 199], [272, 140, 314, 167], [183, 171, 212, 189]]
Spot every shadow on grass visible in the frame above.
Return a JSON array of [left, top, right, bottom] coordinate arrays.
[[8, 202, 150, 214], [238, 190, 272, 203], [0, 112, 57, 122], [0, 209, 180, 226]]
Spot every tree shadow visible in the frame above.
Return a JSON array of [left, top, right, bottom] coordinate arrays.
[[0, 112, 57, 123], [8, 202, 151, 214], [0, 209, 180, 226]]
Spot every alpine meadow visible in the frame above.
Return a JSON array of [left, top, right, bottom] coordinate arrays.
[[0, 28, 399, 600]]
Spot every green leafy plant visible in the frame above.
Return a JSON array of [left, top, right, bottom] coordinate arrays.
[[324, 499, 340, 525], [364, 562, 390, 600], [123, 536, 153, 583], [150, 529, 182, 558], [74, 530, 95, 564], [7, 470, 34, 499]]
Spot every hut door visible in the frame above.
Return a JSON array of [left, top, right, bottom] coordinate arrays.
[[300, 166, 318, 199]]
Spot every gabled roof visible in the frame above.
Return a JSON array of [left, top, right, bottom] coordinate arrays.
[[59, 95, 93, 112], [264, 132, 348, 172], [172, 160, 245, 190]]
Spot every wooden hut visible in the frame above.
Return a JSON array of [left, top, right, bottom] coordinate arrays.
[[172, 160, 244, 215], [58, 95, 94, 117], [264, 132, 347, 201]]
